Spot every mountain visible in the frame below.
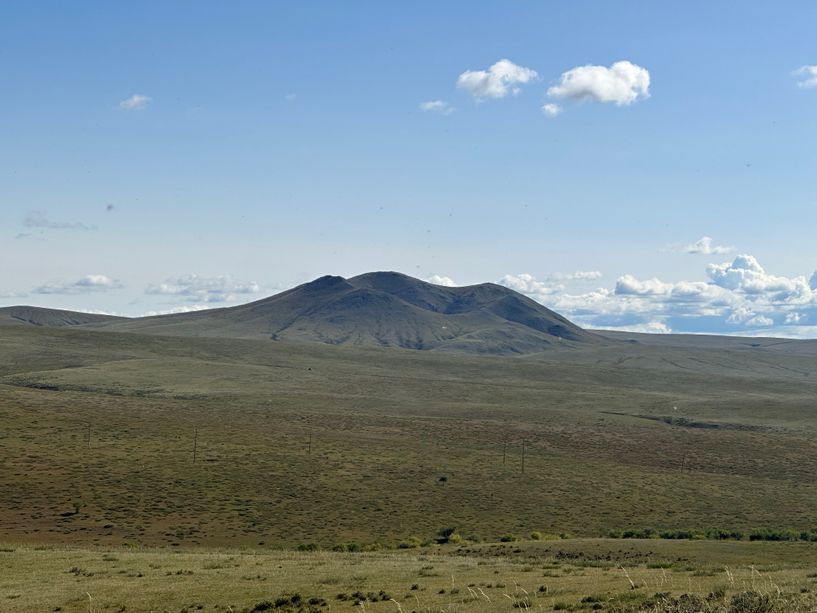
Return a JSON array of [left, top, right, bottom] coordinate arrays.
[[1, 272, 600, 354]]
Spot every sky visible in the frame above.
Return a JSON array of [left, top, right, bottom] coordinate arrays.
[[2, 1, 816, 336]]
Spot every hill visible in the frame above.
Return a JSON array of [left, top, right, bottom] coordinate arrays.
[[0, 305, 123, 328], [4, 272, 600, 354]]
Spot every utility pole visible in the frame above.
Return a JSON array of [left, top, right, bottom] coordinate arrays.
[[193, 428, 198, 463]]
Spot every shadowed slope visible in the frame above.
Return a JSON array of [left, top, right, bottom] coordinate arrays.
[[0, 306, 123, 328]]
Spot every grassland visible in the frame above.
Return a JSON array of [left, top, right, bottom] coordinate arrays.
[[2, 324, 817, 549], [3, 539, 817, 612], [2, 323, 817, 609]]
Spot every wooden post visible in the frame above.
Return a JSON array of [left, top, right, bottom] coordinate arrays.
[[502, 439, 506, 466], [86, 424, 91, 449], [308, 431, 312, 456], [193, 428, 198, 463], [521, 440, 526, 474]]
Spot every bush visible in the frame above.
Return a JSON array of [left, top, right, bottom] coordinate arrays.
[[621, 528, 658, 539], [748, 528, 800, 541], [706, 528, 744, 540], [730, 591, 774, 612], [436, 527, 461, 544], [397, 537, 421, 549], [499, 534, 517, 542], [296, 543, 319, 551]]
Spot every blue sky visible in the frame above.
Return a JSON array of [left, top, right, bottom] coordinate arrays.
[[2, 2, 816, 336]]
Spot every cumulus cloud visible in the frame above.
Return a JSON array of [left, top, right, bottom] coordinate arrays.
[[141, 304, 215, 317], [146, 274, 261, 303], [794, 65, 817, 89], [548, 60, 650, 106], [605, 321, 673, 334], [457, 59, 538, 99], [541, 103, 562, 117], [498, 256, 817, 338], [785, 312, 804, 324], [426, 275, 457, 287], [119, 94, 151, 111], [419, 100, 454, 115], [671, 236, 734, 255], [615, 275, 673, 296], [24, 211, 97, 231], [706, 255, 810, 296], [561, 270, 602, 281], [33, 274, 124, 295]]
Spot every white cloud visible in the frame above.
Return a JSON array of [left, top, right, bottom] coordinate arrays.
[[141, 304, 215, 317], [498, 256, 817, 338], [785, 312, 804, 324], [499, 273, 564, 301], [0, 291, 28, 299], [119, 94, 152, 111], [794, 65, 817, 89], [146, 274, 261, 303], [671, 236, 734, 255], [426, 275, 456, 287], [615, 274, 673, 296], [457, 59, 538, 99], [33, 274, 124, 295], [541, 103, 562, 117], [706, 255, 810, 296], [419, 100, 454, 115], [285, 93, 297, 102], [548, 60, 650, 106], [23, 211, 97, 231], [811, 272, 817, 291], [602, 321, 673, 334], [562, 270, 602, 281]]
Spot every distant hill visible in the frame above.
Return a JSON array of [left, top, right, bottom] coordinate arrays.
[[0, 305, 123, 328], [1, 272, 600, 354]]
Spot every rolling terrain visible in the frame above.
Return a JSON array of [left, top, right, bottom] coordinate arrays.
[[1, 312, 817, 550], [2, 272, 598, 354], [3, 276, 817, 610]]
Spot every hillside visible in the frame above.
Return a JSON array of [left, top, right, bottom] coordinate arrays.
[[0, 305, 123, 328], [1, 322, 817, 552], [4, 272, 600, 354]]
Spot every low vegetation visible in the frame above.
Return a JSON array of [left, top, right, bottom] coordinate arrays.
[[3, 539, 817, 612]]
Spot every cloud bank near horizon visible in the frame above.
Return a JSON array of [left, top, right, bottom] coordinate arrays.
[[499, 254, 817, 338]]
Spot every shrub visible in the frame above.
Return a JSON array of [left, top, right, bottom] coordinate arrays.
[[730, 591, 774, 612], [748, 528, 800, 541], [706, 528, 744, 540], [397, 537, 421, 549], [435, 527, 461, 544], [499, 534, 517, 542]]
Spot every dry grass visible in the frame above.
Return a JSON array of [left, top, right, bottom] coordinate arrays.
[[2, 539, 817, 612]]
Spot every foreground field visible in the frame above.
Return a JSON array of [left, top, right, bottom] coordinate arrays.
[[2, 539, 817, 612], [2, 325, 817, 548]]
